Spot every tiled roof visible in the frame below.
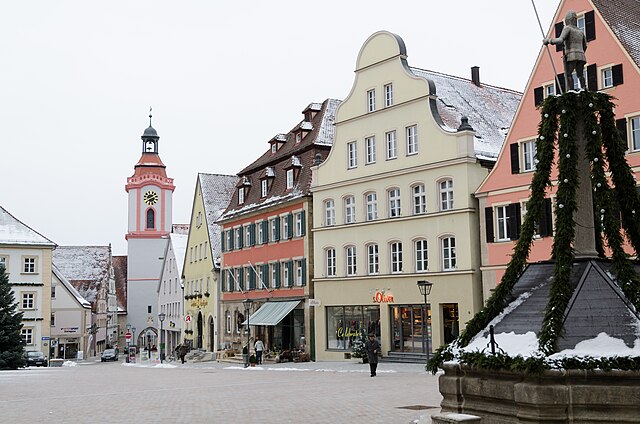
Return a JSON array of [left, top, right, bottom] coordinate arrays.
[[52, 264, 92, 309], [112, 255, 127, 311], [592, 0, 640, 69], [0, 205, 56, 247], [410, 68, 522, 160], [198, 173, 239, 258], [53, 246, 112, 303], [219, 99, 340, 221]]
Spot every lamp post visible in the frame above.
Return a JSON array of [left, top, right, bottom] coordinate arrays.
[[243, 298, 253, 368], [132, 326, 137, 348], [126, 324, 131, 363], [158, 312, 166, 363], [417, 280, 433, 361]]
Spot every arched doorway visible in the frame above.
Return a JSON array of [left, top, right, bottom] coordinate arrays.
[[197, 312, 203, 349], [208, 316, 215, 352], [138, 327, 158, 351]]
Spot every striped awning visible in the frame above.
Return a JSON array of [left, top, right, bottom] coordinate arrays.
[[242, 300, 301, 326]]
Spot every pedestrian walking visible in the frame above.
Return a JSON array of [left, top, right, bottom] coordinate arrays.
[[254, 336, 265, 365], [179, 343, 188, 364], [365, 333, 380, 377]]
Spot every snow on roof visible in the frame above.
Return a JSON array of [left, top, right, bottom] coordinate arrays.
[[300, 121, 313, 130], [53, 246, 112, 303], [409, 67, 521, 160], [52, 264, 92, 309], [314, 99, 340, 146], [0, 205, 56, 247], [198, 173, 239, 258], [170, 233, 188, 276], [591, 0, 640, 69]]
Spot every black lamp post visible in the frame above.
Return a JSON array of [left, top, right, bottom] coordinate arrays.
[[243, 298, 253, 368], [158, 312, 166, 363], [417, 280, 433, 361], [132, 326, 137, 348]]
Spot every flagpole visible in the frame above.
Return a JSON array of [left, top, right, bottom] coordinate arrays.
[[531, 0, 564, 94]]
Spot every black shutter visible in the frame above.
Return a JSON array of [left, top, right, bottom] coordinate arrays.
[[262, 220, 269, 243], [300, 211, 306, 236], [539, 198, 553, 237], [587, 64, 597, 91], [555, 22, 564, 52], [616, 118, 628, 143], [585, 10, 596, 42], [510, 144, 520, 174], [238, 227, 244, 249], [301, 259, 307, 286], [249, 268, 255, 290], [287, 214, 293, 238], [238, 268, 244, 291], [612, 64, 624, 86], [249, 223, 256, 246], [275, 263, 281, 288], [485, 207, 495, 243], [220, 270, 226, 292], [534, 87, 544, 106], [556, 73, 566, 94], [221, 231, 226, 252], [229, 230, 234, 250], [275, 217, 281, 241], [508, 203, 522, 240]]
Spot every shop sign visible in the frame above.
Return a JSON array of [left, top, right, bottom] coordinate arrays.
[[309, 299, 321, 307], [61, 327, 79, 333], [372, 290, 394, 303], [336, 327, 360, 338]]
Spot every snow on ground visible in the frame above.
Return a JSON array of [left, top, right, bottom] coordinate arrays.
[[62, 361, 77, 367]]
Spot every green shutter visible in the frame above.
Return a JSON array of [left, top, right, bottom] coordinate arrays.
[[229, 230, 235, 250], [300, 211, 306, 236], [221, 231, 226, 252], [220, 270, 226, 292], [262, 264, 269, 288], [263, 221, 269, 244], [249, 223, 256, 246], [238, 227, 244, 249], [287, 214, 293, 238], [302, 258, 307, 286], [288, 260, 294, 286], [275, 263, 281, 288], [238, 268, 244, 291], [275, 217, 281, 241], [250, 267, 256, 290]]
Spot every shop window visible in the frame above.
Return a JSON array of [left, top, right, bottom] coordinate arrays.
[[326, 305, 380, 351]]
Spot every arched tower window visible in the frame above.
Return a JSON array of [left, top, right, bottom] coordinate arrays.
[[146, 208, 156, 229]]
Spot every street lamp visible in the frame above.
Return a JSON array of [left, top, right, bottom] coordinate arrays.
[[126, 324, 132, 363], [417, 280, 433, 361], [132, 326, 137, 348], [158, 312, 166, 363], [243, 298, 253, 368]]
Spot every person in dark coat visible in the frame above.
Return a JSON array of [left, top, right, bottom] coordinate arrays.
[[365, 333, 380, 377], [178, 343, 188, 364]]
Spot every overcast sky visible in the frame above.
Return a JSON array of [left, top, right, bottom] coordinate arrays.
[[1, 1, 559, 255]]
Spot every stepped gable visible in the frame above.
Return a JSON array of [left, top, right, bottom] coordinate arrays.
[[476, 260, 640, 351]]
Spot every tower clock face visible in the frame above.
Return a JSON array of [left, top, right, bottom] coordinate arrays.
[[144, 190, 159, 205]]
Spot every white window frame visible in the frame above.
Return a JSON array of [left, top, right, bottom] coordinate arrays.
[[367, 244, 379, 275], [261, 179, 268, 197], [22, 328, 33, 345], [439, 179, 454, 211], [601, 66, 613, 89], [367, 89, 376, 112], [347, 141, 358, 168], [344, 196, 356, 224], [295, 260, 303, 286], [286, 169, 294, 189], [238, 188, 245, 204], [384, 83, 393, 107], [295, 212, 303, 237], [388, 188, 401, 218], [496, 205, 510, 241], [412, 184, 426, 215], [543, 82, 555, 99], [226, 311, 232, 334], [324, 199, 336, 226], [270, 219, 278, 241], [244, 224, 252, 246], [365, 192, 377, 221], [631, 116, 640, 152], [235, 229, 241, 249], [21, 292, 35, 309], [365, 136, 376, 164], [271, 143, 277, 153], [282, 216, 289, 238], [22, 256, 37, 274], [521, 201, 541, 238], [522, 140, 537, 172], [326, 248, 336, 277], [0, 255, 8, 271], [257, 221, 264, 244], [386, 130, 397, 159], [346, 246, 357, 276], [390, 241, 403, 273], [271, 264, 278, 288], [442, 236, 457, 271], [406, 125, 418, 155], [415, 239, 428, 272], [577, 14, 585, 33], [283, 263, 290, 287], [296, 132, 302, 143]]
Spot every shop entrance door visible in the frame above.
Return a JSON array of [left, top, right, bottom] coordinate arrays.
[[390, 304, 431, 353]]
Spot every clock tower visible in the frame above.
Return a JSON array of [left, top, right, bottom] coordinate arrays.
[[125, 112, 175, 348]]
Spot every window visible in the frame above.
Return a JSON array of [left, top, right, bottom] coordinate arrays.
[[21, 328, 33, 345], [226, 311, 232, 334], [261, 179, 268, 197], [295, 211, 304, 237], [386, 130, 397, 159], [415, 239, 428, 272], [51, 313, 55, 326], [51, 286, 56, 299], [544, 83, 555, 98], [439, 179, 454, 211], [413, 184, 426, 215], [442, 237, 456, 271], [295, 260, 304, 286], [571, 68, 588, 90], [367, 89, 375, 112], [577, 14, 585, 32], [324, 199, 336, 226], [283, 262, 290, 287], [496, 205, 510, 241], [346, 246, 357, 276], [521, 202, 541, 238], [270, 219, 278, 241], [522, 140, 537, 172], [286, 169, 294, 189], [244, 225, 252, 246], [384, 83, 393, 107], [235, 229, 242, 250], [390, 242, 403, 273], [365, 192, 377, 221], [367, 244, 379, 275], [21, 292, 34, 309], [347, 141, 358, 168], [296, 133, 302, 143], [271, 263, 279, 288], [23, 257, 36, 274], [148, 305, 152, 314], [282, 215, 290, 239], [0, 255, 7, 271], [365, 136, 376, 164], [326, 305, 380, 350], [344, 196, 356, 224], [406, 125, 418, 155], [631, 117, 640, 151], [238, 188, 245, 204], [601, 67, 613, 89], [257, 221, 264, 244], [388, 188, 401, 218], [271, 143, 277, 153], [326, 248, 336, 277], [146, 208, 155, 229]]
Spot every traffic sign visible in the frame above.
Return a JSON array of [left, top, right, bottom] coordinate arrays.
[[125, 332, 132, 340], [184, 315, 192, 323]]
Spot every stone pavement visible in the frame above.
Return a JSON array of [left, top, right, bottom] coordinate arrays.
[[0, 358, 442, 423]]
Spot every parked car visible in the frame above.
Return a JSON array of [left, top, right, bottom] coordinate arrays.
[[24, 351, 47, 367], [101, 348, 119, 362]]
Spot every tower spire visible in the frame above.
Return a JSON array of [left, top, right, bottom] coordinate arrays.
[[149, 106, 153, 126]]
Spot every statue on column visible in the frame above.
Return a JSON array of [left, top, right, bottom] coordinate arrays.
[[544, 10, 588, 91]]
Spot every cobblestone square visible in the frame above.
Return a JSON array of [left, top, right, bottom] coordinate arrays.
[[0, 359, 441, 423]]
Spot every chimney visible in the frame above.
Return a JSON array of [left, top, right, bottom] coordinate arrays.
[[471, 66, 480, 87]]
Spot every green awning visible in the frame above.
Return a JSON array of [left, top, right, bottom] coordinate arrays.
[[242, 300, 301, 326]]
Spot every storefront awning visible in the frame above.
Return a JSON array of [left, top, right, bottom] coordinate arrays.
[[242, 300, 301, 326]]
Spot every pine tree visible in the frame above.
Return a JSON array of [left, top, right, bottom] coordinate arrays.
[[351, 331, 368, 363], [0, 264, 26, 369]]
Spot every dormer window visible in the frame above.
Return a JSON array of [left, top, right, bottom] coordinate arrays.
[[238, 188, 245, 204], [271, 143, 277, 153], [296, 133, 302, 143], [286, 169, 294, 189], [261, 179, 269, 197]]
